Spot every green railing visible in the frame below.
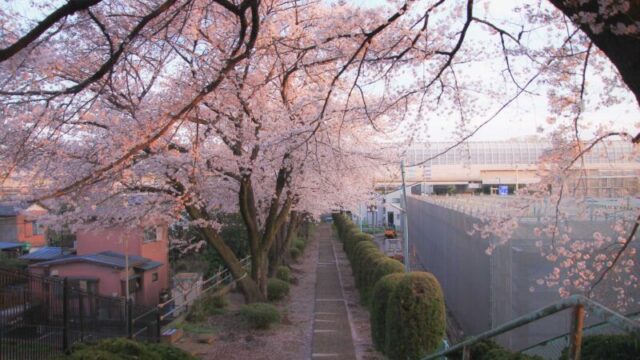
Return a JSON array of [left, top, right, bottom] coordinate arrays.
[[422, 294, 640, 360]]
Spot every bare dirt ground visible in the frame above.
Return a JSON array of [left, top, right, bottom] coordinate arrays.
[[175, 236, 319, 360]]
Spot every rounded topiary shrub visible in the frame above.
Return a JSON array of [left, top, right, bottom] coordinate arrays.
[[290, 247, 301, 260], [370, 273, 405, 351], [346, 233, 372, 260], [352, 242, 379, 287], [276, 266, 291, 283], [240, 303, 281, 329], [267, 278, 290, 301], [363, 257, 404, 305], [385, 271, 446, 360], [293, 238, 306, 251], [356, 250, 385, 298], [559, 334, 640, 360]]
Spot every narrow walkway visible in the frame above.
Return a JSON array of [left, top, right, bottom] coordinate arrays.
[[310, 225, 357, 360]]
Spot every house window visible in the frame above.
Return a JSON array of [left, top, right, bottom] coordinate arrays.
[[30, 221, 44, 235], [152, 272, 158, 282], [391, 198, 401, 204], [143, 227, 158, 242]]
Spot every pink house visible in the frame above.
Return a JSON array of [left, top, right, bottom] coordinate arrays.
[[30, 224, 170, 306]]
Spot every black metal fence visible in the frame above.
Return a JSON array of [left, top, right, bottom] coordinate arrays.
[[0, 266, 161, 359]]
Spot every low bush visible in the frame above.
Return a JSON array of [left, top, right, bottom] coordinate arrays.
[[290, 247, 301, 260], [559, 334, 640, 360], [370, 273, 405, 351], [186, 291, 226, 322], [293, 238, 306, 251], [448, 339, 542, 360], [267, 278, 290, 301], [63, 338, 196, 360], [276, 266, 291, 283], [385, 272, 446, 360], [345, 233, 372, 260], [239, 303, 281, 329]]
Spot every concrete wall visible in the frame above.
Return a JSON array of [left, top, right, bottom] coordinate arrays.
[[407, 195, 640, 350]]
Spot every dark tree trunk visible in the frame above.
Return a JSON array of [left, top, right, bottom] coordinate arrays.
[[185, 205, 265, 303], [549, 0, 640, 106], [268, 222, 288, 276]]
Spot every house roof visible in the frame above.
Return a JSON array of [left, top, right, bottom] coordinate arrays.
[[31, 250, 163, 271], [0, 204, 21, 217], [20, 247, 75, 261], [0, 202, 47, 217], [0, 242, 25, 250]]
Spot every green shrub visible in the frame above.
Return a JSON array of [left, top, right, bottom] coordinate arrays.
[[559, 334, 640, 360], [0, 252, 28, 272], [267, 278, 290, 301], [239, 303, 281, 329], [385, 272, 446, 360], [370, 273, 405, 351], [61, 338, 196, 360], [351, 241, 378, 275], [355, 250, 385, 297], [363, 258, 404, 304], [448, 339, 542, 360], [147, 343, 199, 360], [290, 247, 301, 260], [276, 266, 291, 283], [186, 291, 226, 322], [345, 233, 372, 259], [293, 238, 306, 251]]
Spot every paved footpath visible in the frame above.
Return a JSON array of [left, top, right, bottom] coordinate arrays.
[[310, 225, 357, 360]]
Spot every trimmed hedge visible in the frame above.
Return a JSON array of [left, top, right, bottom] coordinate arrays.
[[385, 272, 446, 360], [239, 303, 281, 329], [276, 266, 291, 283], [559, 334, 640, 360], [370, 273, 405, 351], [332, 213, 404, 306], [267, 278, 290, 301], [333, 214, 445, 359]]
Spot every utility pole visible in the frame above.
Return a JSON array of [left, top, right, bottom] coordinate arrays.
[[401, 160, 410, 272]]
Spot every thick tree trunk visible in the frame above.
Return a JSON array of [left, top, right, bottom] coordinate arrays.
[[185, 205, 265, 303], [268, 223, 287, 276], [549, 0, 640, 106], [251, 250, 269, 296]]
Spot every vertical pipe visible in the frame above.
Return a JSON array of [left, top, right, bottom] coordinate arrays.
[[156, 308, 162, 342], [568, 304, 585, 360], [127, 299, 133, 339], [462, 345, 471, 360], [79, 292, 84, 341], [62, 278, 69, 353], [401, 160, 410, 272]]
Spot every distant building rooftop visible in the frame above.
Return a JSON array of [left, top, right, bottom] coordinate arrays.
[[20, 247, 75, 262], [31, 250, 163, 271], [0, 242, 25, 250]]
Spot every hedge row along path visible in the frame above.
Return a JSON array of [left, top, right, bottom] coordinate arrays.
[[310, 224, 357, 359]]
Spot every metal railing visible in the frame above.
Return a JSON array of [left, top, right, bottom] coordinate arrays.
[[158, 256, 251, 328], [0, 266, 160, 359], [422, 295, 640, 360]]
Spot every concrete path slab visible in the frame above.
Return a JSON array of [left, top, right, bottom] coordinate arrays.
[[310, 225, 357, 360]]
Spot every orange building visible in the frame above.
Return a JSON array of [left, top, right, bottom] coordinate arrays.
[[0, 202, 48, 249]]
